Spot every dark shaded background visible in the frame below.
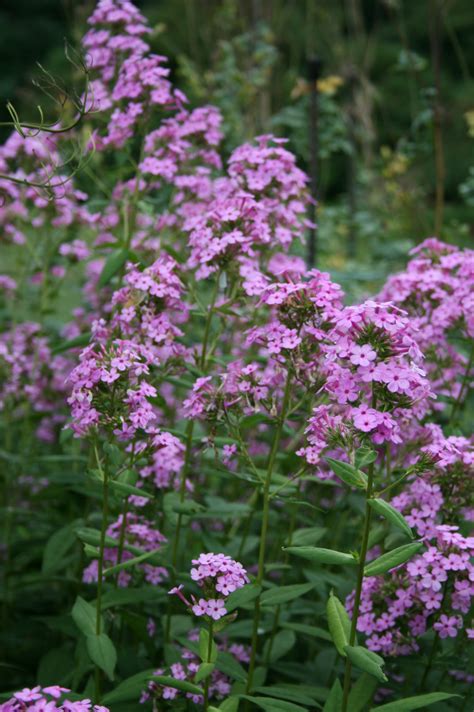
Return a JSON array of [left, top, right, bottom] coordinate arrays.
[[1, 0, 473, 276]]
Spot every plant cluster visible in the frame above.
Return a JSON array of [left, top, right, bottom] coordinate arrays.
[[0, 2, 472, 711]]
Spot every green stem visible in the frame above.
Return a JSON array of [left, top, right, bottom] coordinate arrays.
[[203, 619, 214, 711], [165, 275, 220, 642], [246, 370, 293, 694], [264, 493, 299, 664], [94, 444, 110, 703], [341, 458, 375, 712]]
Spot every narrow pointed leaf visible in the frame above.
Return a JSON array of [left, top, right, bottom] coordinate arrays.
[[98, 248, 129, 287], [86, 633, 117, 680], [347, 673, 378, 712], [261, 583, 314, 606], [102, 669, 155, 704], [103, 547, 163, 576], [323, 679, 342, 712], [151, 675, 204, 695], [326, 592, 351, 657], [283, 546, 357, 566], [368, 498, 413, 539], [372, 692, 462, 711], [195, 662, 215, 683], [226, 583, 261, 612], [344, 645, 387, 682], [325, 458, 368, 489], [364, 542, 423, 576], [72, 596, 101, 637], [241, 696, 308, 712]]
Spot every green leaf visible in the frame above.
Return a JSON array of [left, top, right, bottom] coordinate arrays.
[[226, 583, 262, 613], [368, 499, 413, 539], [280, 622, 331, 641], [86, 633, 117, 680], [71, 596, 100, 637], [108, 478, 153, 500], [347, 673, 378, 712], [103, 547, 163, 576], [355, 446, 377, 468], [102, 670, 155, 704], [263, 630, 296, 663], [98, 248, 129, 287], [326, 592, 351, 657], [215, 697, 240, 712], [344, 645, 387, 682], [372, 692, 462, 711], [323, 679, 342, 712], [52, 332, 91, 354], [260, 583, 314, 607], [42, 523, 78, 573], [98, 586, 163, 610], [241, 696, 308, 712], [199, 628, 218, 664], [253, 686, 318, 707], [195, 662, 215, 683], [171, 498, 205, 514], [325, 458, 368, 489], [151, 675, 204, 696], [364, 542, 423, 576], [283, 547, 357, 566], [216, 651, 247, 682], [290, 526, 327, 546]]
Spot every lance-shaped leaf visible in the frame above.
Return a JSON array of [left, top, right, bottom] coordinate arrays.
[[225, 583, 261, 613], [325, 458, 368, 489], [364, 542, 423, 576], [326, 592, 352, 657], [103, 547, 163, 576], [260, 583, 314, 607], [195, 662, 215, 683], [344, 645, 387, 682], [72, 596, 101, 637], [283, 546, 357, 566], [323, 679, 342, 712], [98, 248, 129, 287], [241, 696, 309, 712], [372, 692, 462, 711], [102, 670, 155, 704], [151, 675, 204, 695], [108, 479, 153, 500], [347, 673, 378, 712], [368, 498, 413, 539], [86, 632, 117, 680]]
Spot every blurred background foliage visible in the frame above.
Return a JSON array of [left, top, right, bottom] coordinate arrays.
[[0, 0, 473, 297]]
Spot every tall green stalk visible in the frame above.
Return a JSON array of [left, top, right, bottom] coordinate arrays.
[[341, 458, 375, 712], [165, 275, 220, 641], [93, 444, 110, 703], [203, 619, 214, 711], [246, 370, 293, 693]]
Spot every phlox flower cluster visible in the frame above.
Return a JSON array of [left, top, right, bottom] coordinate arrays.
[[83, 513, 167, 587], [84, 0, 183, 148], [348, 525, 474, 657], [379, 237, 474, 410], [0, 685, 108, 711], [169, 553, 249, 621], [0, 323, 70, 442], [67, 338, 156, 438], [298, 301, 433, 467]]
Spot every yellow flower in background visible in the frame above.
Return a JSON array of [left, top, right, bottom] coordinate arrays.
[[381, 146, 409, 178], [317, 75, 344, 95], [464, 109, 474, 138], [291, 75, 344, 99]]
